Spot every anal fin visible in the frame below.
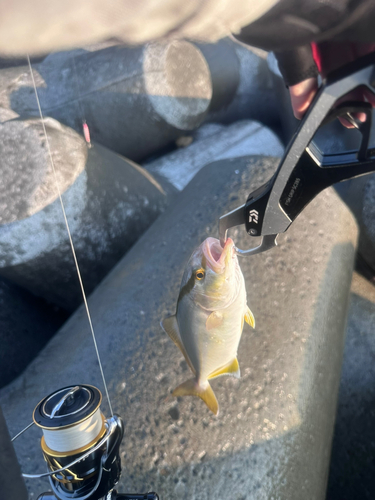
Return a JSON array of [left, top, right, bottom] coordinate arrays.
[[173, 378, 219, 415], [160, 315, 195, 375], [208, 358, 240, 379]]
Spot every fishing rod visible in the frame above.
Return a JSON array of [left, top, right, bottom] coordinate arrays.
[[1, 56, 159, 500]]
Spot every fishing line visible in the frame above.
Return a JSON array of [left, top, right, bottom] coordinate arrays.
[[26, 55, 113, 417], [71, 54, 91, 147], [11, 421, 34, 442]]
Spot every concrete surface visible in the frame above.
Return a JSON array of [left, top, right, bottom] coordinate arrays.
[[0, 277, 68, 388], [0, 40, 280, 162], [197, 39, 240, 113], [0, 117, 87, 224], [0, 120, 173, 309], [0, 407, 28, 500], [0, 42, 213, 160], [145, 121, 284, 190], [326, 272, 375, 500], [208, 42, 279, 131], [0, 155, 357, 499]]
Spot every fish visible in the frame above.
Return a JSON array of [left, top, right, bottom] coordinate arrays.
[[161, 237, 255, 415]]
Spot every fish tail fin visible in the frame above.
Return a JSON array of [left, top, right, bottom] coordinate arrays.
[[172, 378, 219, 415]]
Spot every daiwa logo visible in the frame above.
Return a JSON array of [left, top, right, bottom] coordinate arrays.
[[249, 209, 259, 224]]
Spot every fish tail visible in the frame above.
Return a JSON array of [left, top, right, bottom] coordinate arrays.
[[172, 378, 219, 415]]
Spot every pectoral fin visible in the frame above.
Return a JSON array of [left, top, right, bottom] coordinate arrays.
[[208, 357, 240, 380], [160, 316, 195, 375], [206, 311, 223, 330], [244, 306, 255, 328], [172, 378, 219, 415]]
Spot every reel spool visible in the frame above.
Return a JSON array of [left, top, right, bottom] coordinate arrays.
[[34, 384, 123, 500], [13, 384, 159, 500], [14, 384, 124, 500]]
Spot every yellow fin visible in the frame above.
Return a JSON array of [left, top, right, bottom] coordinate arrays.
[[206, 311, 223, 330], [160, 316, 196, 375], [244, 306, 255, 328], [172, 378, 219, 415], [208, 357, 240, 380]]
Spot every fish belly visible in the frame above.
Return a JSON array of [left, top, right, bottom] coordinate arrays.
[[199, 314, 242, 381], [200, 288, 247, 380], [178, 295, 245, 383]]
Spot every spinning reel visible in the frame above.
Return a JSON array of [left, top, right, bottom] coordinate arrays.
[[13, 385, 158, 500]]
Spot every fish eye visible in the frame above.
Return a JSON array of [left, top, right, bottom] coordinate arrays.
[[195, 268, 205, 280]]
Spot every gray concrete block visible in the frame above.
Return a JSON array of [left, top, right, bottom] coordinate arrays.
[[0, 39, 280, 163], [0, 117, 174, 310], [326, 272, 375, 499], [0, 117, 86, 224], [145, 121, 284, 190], [0, 156, 357, 499], [360, 176, 375, 266], [196, 39, 240, 112], [207, 41, 280, 130], [0, 42, 213, 161], [0, 406, 28, 500], [0, 277, 68, 388]]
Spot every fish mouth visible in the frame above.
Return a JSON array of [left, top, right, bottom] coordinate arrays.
[[203, 237, 234, 273]]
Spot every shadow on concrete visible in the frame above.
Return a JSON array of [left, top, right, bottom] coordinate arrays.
[[0, 276, 68, 388], [327, 291, 375, 500]]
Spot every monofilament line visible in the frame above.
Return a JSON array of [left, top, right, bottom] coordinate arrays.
[[27, 55, 113, 417]]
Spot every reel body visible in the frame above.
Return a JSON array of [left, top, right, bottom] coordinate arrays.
[[33, 385, 123, 500], [14, 384, 158, 500]]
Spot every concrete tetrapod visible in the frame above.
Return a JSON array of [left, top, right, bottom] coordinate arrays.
[[207, 41, 279, 131], [145, 120, 284, 190], [0, 42, 214, 161], [0, 117, 174, 310], [0, 156, 357, 499], [0, 39, 280, 162]]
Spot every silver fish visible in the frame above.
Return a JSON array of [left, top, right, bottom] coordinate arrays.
[[161, 237, 255, 415]]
